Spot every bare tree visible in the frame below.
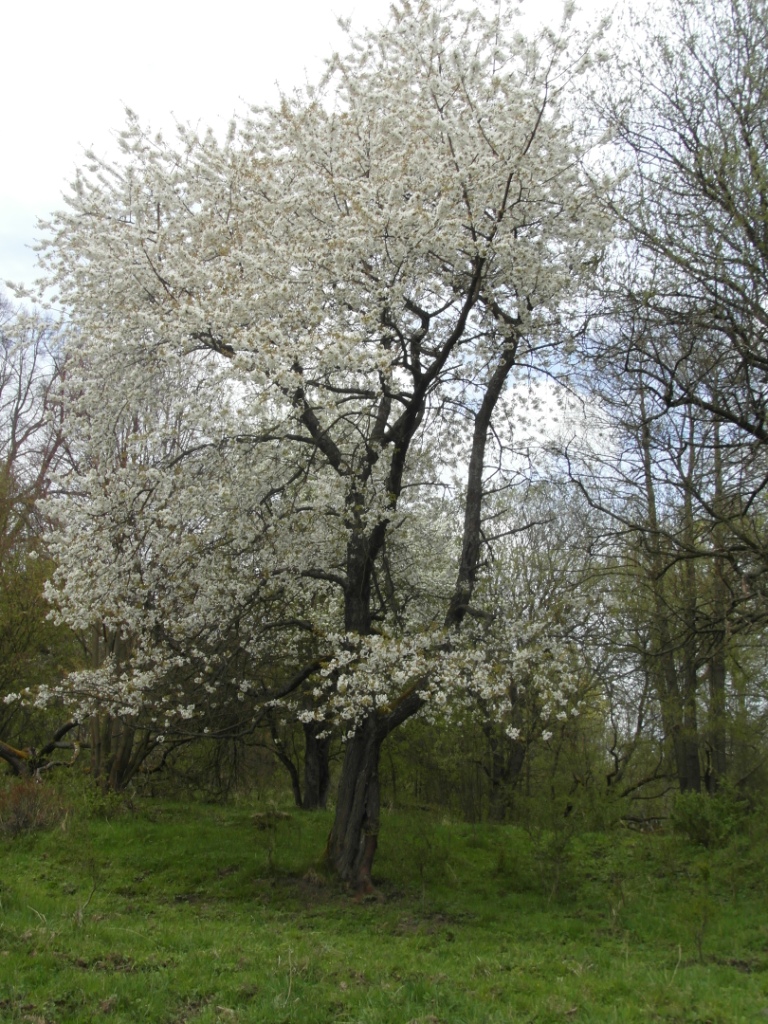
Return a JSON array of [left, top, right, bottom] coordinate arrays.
[[0, 293, 77, 774], [597, 0, 768, 534]]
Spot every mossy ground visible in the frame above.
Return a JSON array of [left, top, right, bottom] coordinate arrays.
[[0, 790, 766, 1023]]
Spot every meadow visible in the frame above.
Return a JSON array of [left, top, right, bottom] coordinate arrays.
[[0, 784, 766, 1023]]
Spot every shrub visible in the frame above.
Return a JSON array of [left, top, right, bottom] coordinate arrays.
[[0, 778, 69, 837], [671, 788, 749, 849]]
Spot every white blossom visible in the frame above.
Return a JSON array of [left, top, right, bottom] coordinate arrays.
[[27, 0, 611, 744]]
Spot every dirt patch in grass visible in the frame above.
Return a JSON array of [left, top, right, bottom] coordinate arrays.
[[61, 951, 170, 972], [393, 911, 472, 936], [168, 997, 213, 1024], [710, 955, 767, 973]]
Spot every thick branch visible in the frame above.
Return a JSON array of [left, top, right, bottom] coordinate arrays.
[[445, 338, 520, 628]]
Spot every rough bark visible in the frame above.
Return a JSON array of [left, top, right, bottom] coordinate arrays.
[[326, 715, 381, 890]]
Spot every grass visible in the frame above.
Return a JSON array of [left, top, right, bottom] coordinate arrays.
[[0, 784, 766, 1023]]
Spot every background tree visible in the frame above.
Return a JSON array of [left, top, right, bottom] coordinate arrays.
[[562, 307, 768, 797], [553, 0, 768, 800], [0, 294, 79, 775], [596, 0, 768, 560]]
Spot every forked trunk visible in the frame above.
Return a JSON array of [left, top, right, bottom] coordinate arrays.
[[326, 715, 381, 892], [325, 324, 515, 886]]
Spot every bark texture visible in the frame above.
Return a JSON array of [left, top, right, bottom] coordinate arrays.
[[326, 715, 381, 889]]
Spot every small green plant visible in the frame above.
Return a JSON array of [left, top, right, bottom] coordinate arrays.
[[523, 810, 579, 902], [0, 778, 69, 837], [58, 770, 134, 821], [691, 861, 712, 964]]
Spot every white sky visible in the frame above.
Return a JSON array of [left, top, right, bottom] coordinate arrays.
[[1, 0, 600, 294]]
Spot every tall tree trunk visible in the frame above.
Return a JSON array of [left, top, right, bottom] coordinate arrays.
[[87, 626, 152, 793], [638, 392, 702, 794], [445, 341, 518, 629], [679, 691, 701, 793], [345, 514, 374, 634], [707, 641, 728, 791], [326, 511, 382, 887], [707, 417, 728, 791], [679, 409, 701, 793]]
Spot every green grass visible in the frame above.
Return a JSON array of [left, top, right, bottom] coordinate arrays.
[[0, 789, 767, 1023]]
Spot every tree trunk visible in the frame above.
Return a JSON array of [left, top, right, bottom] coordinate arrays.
[[326, 715, 381, 891], [0, 740, 31, 776], [654, 637, 701, 794], [484, 721, 526, 821], [706, 418, 728, 792], [90, 715, 152, 792], [678, 411, 702, 794], [445, 340, 518, 629], [302, 722, 331, 810], [707, 645, 727, 792], [679, 696, 702, 793], [266, 713, 303, 807], [638, 395, 703, 795], [345, 517, 374, 634]]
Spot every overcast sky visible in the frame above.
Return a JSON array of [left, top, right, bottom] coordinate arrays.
[[1, 0, 600, 295]]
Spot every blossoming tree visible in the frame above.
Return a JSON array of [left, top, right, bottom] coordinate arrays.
[[37, 0, 610, 887]]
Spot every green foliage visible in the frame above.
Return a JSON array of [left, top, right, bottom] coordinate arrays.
[[57, 771, 135, 823], [0, 552, 80, 746], [671, 787, 751, 848]]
